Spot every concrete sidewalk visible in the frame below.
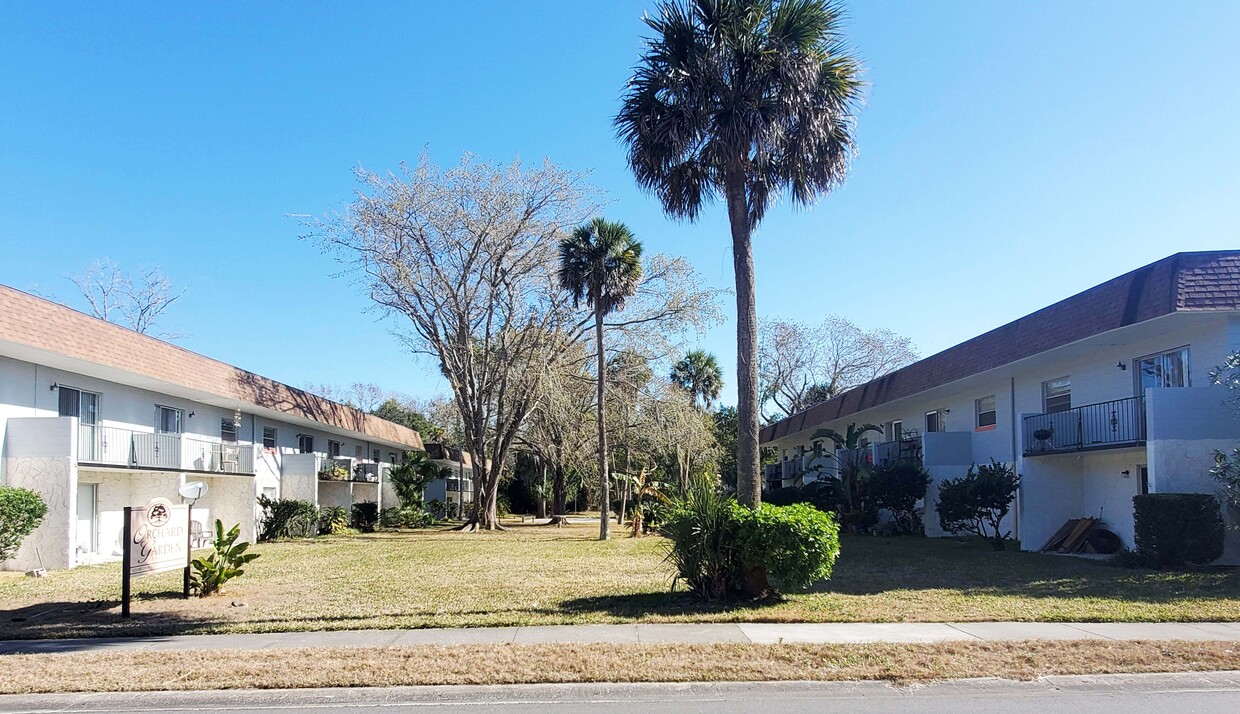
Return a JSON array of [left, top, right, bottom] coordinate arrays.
[[3, 621, 1239, 655]]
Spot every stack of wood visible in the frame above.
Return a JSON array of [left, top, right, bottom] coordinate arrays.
[[1040, 517, 1101, 553]]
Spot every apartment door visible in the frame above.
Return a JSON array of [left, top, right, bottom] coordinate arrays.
[[75, 483, 97, 555]]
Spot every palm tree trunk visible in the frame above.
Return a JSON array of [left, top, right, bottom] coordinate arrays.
[[595, 299, 611, 540], [726, 172, 761, 508]]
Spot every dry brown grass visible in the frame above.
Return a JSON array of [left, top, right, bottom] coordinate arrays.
[[1, 640, 1237, 694]]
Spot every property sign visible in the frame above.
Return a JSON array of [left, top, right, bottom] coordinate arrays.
[[121, 497, 193, 617]]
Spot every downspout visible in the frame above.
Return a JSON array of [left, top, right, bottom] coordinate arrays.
[[1009, 376, 1020, 546]]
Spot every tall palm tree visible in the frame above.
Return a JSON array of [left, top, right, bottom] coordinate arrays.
[[615, 0, 864, 507], [670, 349, 723, 410], [558, 218, 644, 540]]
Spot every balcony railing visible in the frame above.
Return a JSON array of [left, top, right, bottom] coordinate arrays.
[[77, 424, 255, 474], [1022, 396, 1145, 456], [874, 438, 922, 465]]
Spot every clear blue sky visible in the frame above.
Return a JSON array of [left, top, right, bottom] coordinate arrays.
[[2, 1, 1237, 407]]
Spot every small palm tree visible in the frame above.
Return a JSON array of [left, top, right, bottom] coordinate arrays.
[[558, 218, 644, 540], [388, 451, 450, 509], [670, 349, 723, 410], [812, 422, 881, 511], [616, 0, 864, 508], [627, 468, 672, 537]]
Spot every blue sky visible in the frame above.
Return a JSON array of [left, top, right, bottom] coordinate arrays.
[[2, 1, 1238, 407]]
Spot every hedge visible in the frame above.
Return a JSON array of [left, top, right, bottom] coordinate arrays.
[[1133, 493, 1224, 568]]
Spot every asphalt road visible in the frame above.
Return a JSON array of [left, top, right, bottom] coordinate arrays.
[[2, 672, 1239, 713]]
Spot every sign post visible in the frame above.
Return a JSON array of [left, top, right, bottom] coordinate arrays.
[[120, 497, 192, 618]]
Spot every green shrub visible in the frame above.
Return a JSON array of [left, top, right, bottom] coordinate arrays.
[[0, 486, 48, 561], [190, 520, 259, 597], [1133, 493, 1224, 568], [865, 461, 931, 535], [318, 506, 351, 535], [351, 501, 379, 532], [937, 459, 1020, 551], [380, 507, 436, 529], [764, 479, 840, 513], [732, 502, 841, 590], [659, 479, 741, 600], [660, 480, 842, 599], [256, 496, 318, 541]]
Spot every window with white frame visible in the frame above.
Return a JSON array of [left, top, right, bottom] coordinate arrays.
[[297, 434, 314, 454], [328, 440, 342, 457], [263, 426, 277, 450], [1135, 347, 1190, 391], [975, 395, 996, 429], [220, 418, 238, 443], [156, 405, 183, 434], [925, 409, 945, 433], [886, 420, 903, 441], [57, 387, 99, 426], [1043, 377, 1071, 413]]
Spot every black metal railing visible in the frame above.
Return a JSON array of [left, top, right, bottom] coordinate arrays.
[[1022, 396, 1145, 456]]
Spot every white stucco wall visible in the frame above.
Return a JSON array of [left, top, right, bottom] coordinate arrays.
[[2, 417, 76, 571]]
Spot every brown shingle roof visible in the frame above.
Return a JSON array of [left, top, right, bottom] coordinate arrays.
[[0, 284, 423, 450], [760, 251, 1240, 444]]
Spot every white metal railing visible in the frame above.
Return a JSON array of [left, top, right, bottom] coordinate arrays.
[[77, 424, 254, 474]]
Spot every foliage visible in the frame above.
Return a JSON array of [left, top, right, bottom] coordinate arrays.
[[256, 496, 318, 541], [189, 520, 259, 597], [659, 479, 742, 599], [318, 506, 351, 535], [381, 507, 436, 529], [865, 461, 932, 535], [763, 479, 840, 513], [351, 502, 379, 532], [937, 460, 1021, 550], [670, 349, 723, 410], [732, 502, 841, 590], [1133, 494, 1225, 568], [626, 468, 673, 537], [370, 398, 444, 438], [1210, 448, 1240, 525], [318, 462, 349, 480], [759, 316, 919, 419], [616, 0, 866, 508], [0, 486, 48, 562], [813, 422, 882, 512], [387, 452, 449, 509]]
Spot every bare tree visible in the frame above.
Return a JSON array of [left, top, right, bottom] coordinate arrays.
[[760, 315, 919, 419], [304, 382, 392, 413], [67, 260, 185, 338], [307, 154, 601, 531]]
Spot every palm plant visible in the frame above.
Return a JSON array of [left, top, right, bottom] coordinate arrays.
[[626, 468, 673, 537], [387, 451, 450, 509], [812, 422, 881, 511], [616, 0, 864, 507], [558, 218, 644, 540], [670, 349, 724, 410]]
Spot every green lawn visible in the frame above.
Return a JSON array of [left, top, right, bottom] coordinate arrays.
[[2, 524, 1237, 640]]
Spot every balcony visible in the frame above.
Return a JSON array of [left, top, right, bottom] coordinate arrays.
[[873, 437, 922, 466], [1022, 396, 1145, 457], [77, 424, 255, 474], [319, 457, 384, 483]]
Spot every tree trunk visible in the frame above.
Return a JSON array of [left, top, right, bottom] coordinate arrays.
[[536, 458, 547, 519], [458, 461, 504, 531], [725, 171, 761, 508], [595, 298, 611, 540], [545, 462, 569, 526]]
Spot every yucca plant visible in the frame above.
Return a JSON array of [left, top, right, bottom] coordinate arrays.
[[658, 478, 740, 599], [190, 520, 260, 597]]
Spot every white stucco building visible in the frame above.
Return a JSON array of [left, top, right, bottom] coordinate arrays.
[[760, 251, 1240, 561], [0, 285, 424, 571]]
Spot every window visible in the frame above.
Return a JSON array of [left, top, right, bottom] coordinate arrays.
[[355, 444, 364, 459], [328, 440, 342, 457], [925, 410, 945, 433], [57, 387, 99, 426], [975, 396, 997, 429], [1043, 377, 1071, 413], [886, 420, 903, 441], [221, 418, 238, 443], [262, 426, 277, 450], [373, 449, 381, 462], [262, 486, 278, 500], [298, 434, 314, 454], [1136, 347, 1190, 391], [156, 405, 183, 434]]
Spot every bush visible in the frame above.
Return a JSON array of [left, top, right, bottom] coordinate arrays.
[[764, 479, 841, 513], [189, 520, 259, 596], [865, 461, 931, 535], [937, 459, 1020, 551], [660, 479, 841, 599], [732, 502, 841, 590], [1133, 493, 1224, 568], [0, 486, 48, 561], [257, 496, 318, 541], [318, 506, 351, 535], [351, 502, 379, 532], [381, 507, 436, 529]]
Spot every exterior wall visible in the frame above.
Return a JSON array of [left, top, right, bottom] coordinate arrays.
[[279, 454, 319, 505], [1, 417, 76, 571]]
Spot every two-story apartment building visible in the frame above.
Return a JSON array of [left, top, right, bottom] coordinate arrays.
[[0, 285, 424, 571], [760, 251, 1240, 561]]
